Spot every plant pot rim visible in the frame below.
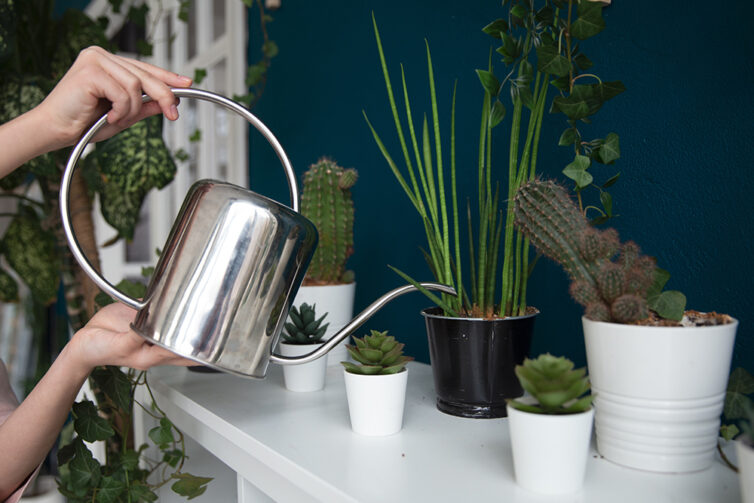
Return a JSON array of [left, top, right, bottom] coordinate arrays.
[[421, 306, 539, 322], [342, 367, 408, 378], [581, 314, 739, 329], [506, 402, 594, 418]]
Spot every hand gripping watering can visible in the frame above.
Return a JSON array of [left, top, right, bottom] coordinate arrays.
[[60, 88, 456, 378]]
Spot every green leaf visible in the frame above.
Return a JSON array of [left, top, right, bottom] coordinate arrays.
[[69, 438, 102, 489], [96, 476, 126, 503], [720, 424, 740, 441], [596, 133, 620, 164], [163, 449, 184, 468], [482, 19, 509, 38], [476, 69, 500, 97], [171, 473, 213, 500], [594, 81, 627, 102], [148, 417, 175, 448], [724, 368, 754, 419], [651, 290, 686, 321], [570, 1, 605, 40], [83, 116, 177, 240], [2, 206, 61, 303], [193, 68, 207, 85], [562, 154, 592, 189], [535, 44, 570, 77], [602, 172, 621, 188], [90, 366, 133, 412], [263, 40, 279, 59], [73, 400, 114, 442], [573, 53, 593, 71], [647, 268, 671, 302], [0, 266, 19, 302], [129, 482, 158, 502], [600, 191, 613, 217], [489, 100, 506, 128], [558, 127, 579, 146]]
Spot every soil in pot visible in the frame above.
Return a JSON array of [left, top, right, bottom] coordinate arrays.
[[422, 307, 536, 419]]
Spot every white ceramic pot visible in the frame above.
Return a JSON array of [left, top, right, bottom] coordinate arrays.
[[583, 316, 738, 473], [279, 342, 327, 392], [344, 367, 408, 436], [737, 438, 754, 503], [293, 283, 356, 366], [507, 404, 594, 495]]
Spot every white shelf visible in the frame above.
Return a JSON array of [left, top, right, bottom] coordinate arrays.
[[140, 362, 742, 502]]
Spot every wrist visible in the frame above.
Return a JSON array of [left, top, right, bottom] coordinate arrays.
[[64, 331, 98, 378]]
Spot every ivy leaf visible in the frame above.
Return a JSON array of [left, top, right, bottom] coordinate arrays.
[[720, 424, 740, 442], [163, 449, 184, 468], [573, 53, 593, 71], [90, 366, 133, 412], [476, 69, 500, 97], [602, 172, 620, 188], [129, 482, 158, 503], [489, 100, 506, 128], [96, 476, 126, 503], [148, 417, 174, 448], [535, 44, 570, 77], [650, 290, 686, 321], [600, 191, 613, 217], [558, 127, 579, 147], [570, 1, 605, 40], [482, 19, 509, 38], [119, 449, 140, 471], [171, 473, 214, 500], [58, 441, 77, 466], [725, 368, 754, 419], [73, 400, 114, 442], [562, 154, 592, 189], [2, 206, 60, 303], [69, 438, 102, 489], [0, 266, 19, 302], [83, 115, 177, 240], [595, 133, 620, 164]]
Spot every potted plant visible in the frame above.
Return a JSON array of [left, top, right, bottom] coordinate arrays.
[[365, 2, 621, 418], [341, 330, 412, 436], [507, 353, 593, 495], [279, 303, 329, 392], [294, 157, 358, 366], [513, 179, 738, 473]]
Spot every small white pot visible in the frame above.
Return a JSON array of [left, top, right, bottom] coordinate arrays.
[[279, 342, 327, 392], [583, 316, 738, 473], [293, 283, 356, 366], [344, 367, 408, 436], [737, 438, 754, 503], [507, 404, 594, 495]]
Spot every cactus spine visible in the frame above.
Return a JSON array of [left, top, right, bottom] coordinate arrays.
[[513, 180, 655, 324], [301, 158, 357, 284]]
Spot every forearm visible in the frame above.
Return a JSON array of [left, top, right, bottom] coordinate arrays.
[[0, 343, 91, 500], [0, 108, 61, 179]]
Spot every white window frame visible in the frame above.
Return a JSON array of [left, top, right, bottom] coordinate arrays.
[[85, 0, 249, 283]]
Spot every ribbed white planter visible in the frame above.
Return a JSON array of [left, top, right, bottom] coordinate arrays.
[[583, 316, 738, 473], [737, 439, 754, 503], [279, 342, 327, 392], [507, 405, 594, 495], [344, 368, 408, 436], [293, 283, 356, 366]]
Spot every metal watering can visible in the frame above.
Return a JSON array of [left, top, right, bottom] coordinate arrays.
[[60, 88, 455, 378]]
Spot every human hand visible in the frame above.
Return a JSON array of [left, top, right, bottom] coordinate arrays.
[[70, 303, 194, 372], [35, 46, 192, 151]]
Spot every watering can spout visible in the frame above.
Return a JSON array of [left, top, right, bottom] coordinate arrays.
[[269, 283, 457, 366]]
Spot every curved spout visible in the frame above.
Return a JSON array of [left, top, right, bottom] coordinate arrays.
[[270, 282, 457, 366]]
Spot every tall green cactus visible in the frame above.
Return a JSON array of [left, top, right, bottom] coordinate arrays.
[[513, 180, 657, 324], [301, 157, 358, 284]]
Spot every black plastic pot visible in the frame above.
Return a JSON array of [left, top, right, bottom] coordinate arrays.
[[422, 307, 537, 419]]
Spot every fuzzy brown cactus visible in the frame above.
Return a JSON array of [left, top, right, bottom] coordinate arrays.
[[513, 179, 658, 323]]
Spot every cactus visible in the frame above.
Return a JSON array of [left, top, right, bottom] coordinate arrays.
[[301, 157, 357, 284], [508, 354, 593, 415], [513, 179, 658, 324], [341, 330, 413, 375], [282, 303, 329, 344]]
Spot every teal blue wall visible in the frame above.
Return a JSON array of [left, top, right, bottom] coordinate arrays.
[[248, 0, 753, 373]]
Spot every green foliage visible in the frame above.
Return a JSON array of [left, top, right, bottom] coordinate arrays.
[[282, 302, 329, 345], [513, 179, 686, 323], [342, 330, 413, 375], [720, 367, 754, 467], [508, 353, 592, 415], [300, 158, 357, 284]]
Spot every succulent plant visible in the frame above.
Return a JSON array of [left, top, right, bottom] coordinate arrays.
[[341, 330, 413, 375], [282, 303, 329, 344], [513, 179, 685, 323], [301, 157, 358, 284], [508, 354, 593, 415]]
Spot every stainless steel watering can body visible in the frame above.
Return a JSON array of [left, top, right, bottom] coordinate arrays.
[[60, 88, 457, 378]]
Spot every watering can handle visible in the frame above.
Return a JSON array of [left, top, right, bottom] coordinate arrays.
[[59, 88, 299, 310]]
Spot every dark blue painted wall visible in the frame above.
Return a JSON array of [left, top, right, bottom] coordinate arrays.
[[248, 0, 754, 375]]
